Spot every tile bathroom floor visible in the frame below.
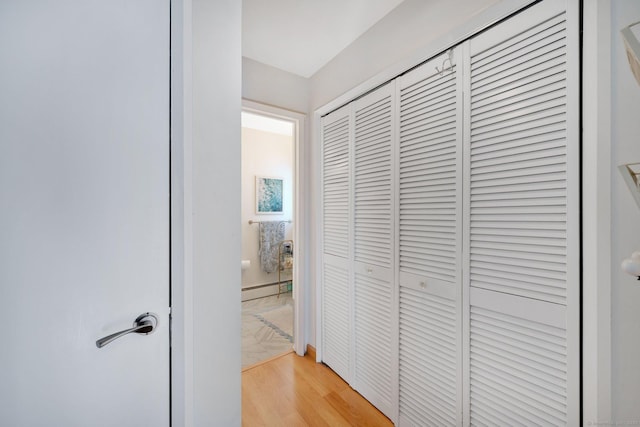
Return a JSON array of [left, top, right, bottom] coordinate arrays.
[[242, 291, 294, 368]]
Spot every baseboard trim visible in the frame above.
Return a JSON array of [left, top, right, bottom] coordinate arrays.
[[306, 344, 316, 360], [242, 281, 282, 291], [241, 282, 292, 302]]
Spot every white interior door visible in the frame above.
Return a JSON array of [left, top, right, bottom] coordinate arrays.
[[0, 1, 170, 425]]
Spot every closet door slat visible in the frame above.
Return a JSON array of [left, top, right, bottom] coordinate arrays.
[[399, 286, 457, 427], [469, 288, 568, 426], [354, 85, 394, 268], [399, 59, 461, 283], [354, 271, 393, 415], [322, 258, 350, 381], [323, 109, 351, 259], [469, 9, 568, 305]]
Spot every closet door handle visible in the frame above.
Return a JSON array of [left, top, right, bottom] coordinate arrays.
[[96, 312, 158, 348]]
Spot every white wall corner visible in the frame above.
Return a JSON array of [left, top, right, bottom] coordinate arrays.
[[582, 0, 612, 423]]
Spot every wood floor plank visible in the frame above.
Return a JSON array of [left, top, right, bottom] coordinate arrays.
[[282, 412, 310, 427], [335, 388, 392, 426], [242, 352, 393, 426]]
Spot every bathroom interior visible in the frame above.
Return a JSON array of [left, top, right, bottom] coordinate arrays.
[[240, 111, 295, 368]]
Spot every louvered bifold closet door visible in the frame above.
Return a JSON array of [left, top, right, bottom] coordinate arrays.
[[352, 82, 395, 420], [397, 50, 463, 427], [463, 1, 580, 425], [321, 105, 352, 383]]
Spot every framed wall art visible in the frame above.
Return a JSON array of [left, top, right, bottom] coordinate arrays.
[[256, 176, 283, 214]]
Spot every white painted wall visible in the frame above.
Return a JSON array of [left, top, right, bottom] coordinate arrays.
[[308, 0, 500, 110], [242, 57, 310, 114], [610, 0, 640, 421], [190, 0, 241, 425], [241, 127, 294, 289]]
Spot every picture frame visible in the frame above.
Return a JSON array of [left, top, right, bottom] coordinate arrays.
[[256, 176, 284, 214]]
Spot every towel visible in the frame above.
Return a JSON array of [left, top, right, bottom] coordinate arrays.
[[259, 221, 284, 273]]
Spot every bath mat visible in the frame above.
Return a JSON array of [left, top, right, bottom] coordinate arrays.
[[254, 304, 293, 343]]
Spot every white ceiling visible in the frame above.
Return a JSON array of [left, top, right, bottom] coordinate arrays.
[[242, 0, 406, 78]]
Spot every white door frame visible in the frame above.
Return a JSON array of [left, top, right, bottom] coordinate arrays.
[[170, 0, 244, 424], [170, 0, 192, 424], [582, 0, 613, 422], [242, 99, 307, 356]]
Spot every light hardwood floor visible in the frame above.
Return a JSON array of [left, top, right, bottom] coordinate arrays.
[[242, 350, 393, 426]]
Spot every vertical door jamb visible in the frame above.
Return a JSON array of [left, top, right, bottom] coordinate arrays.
[[241, 99, 307, 356]]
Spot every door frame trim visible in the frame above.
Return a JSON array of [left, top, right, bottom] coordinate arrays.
[[242, 99, 307, 356], [581, 0, 613, 422], [170, 0, 193, 424]]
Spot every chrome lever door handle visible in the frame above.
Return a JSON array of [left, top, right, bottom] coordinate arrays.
[[96, 312, 158, 348]]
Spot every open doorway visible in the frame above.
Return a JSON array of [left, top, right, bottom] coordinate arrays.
[[240, 101, 305, 369]]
